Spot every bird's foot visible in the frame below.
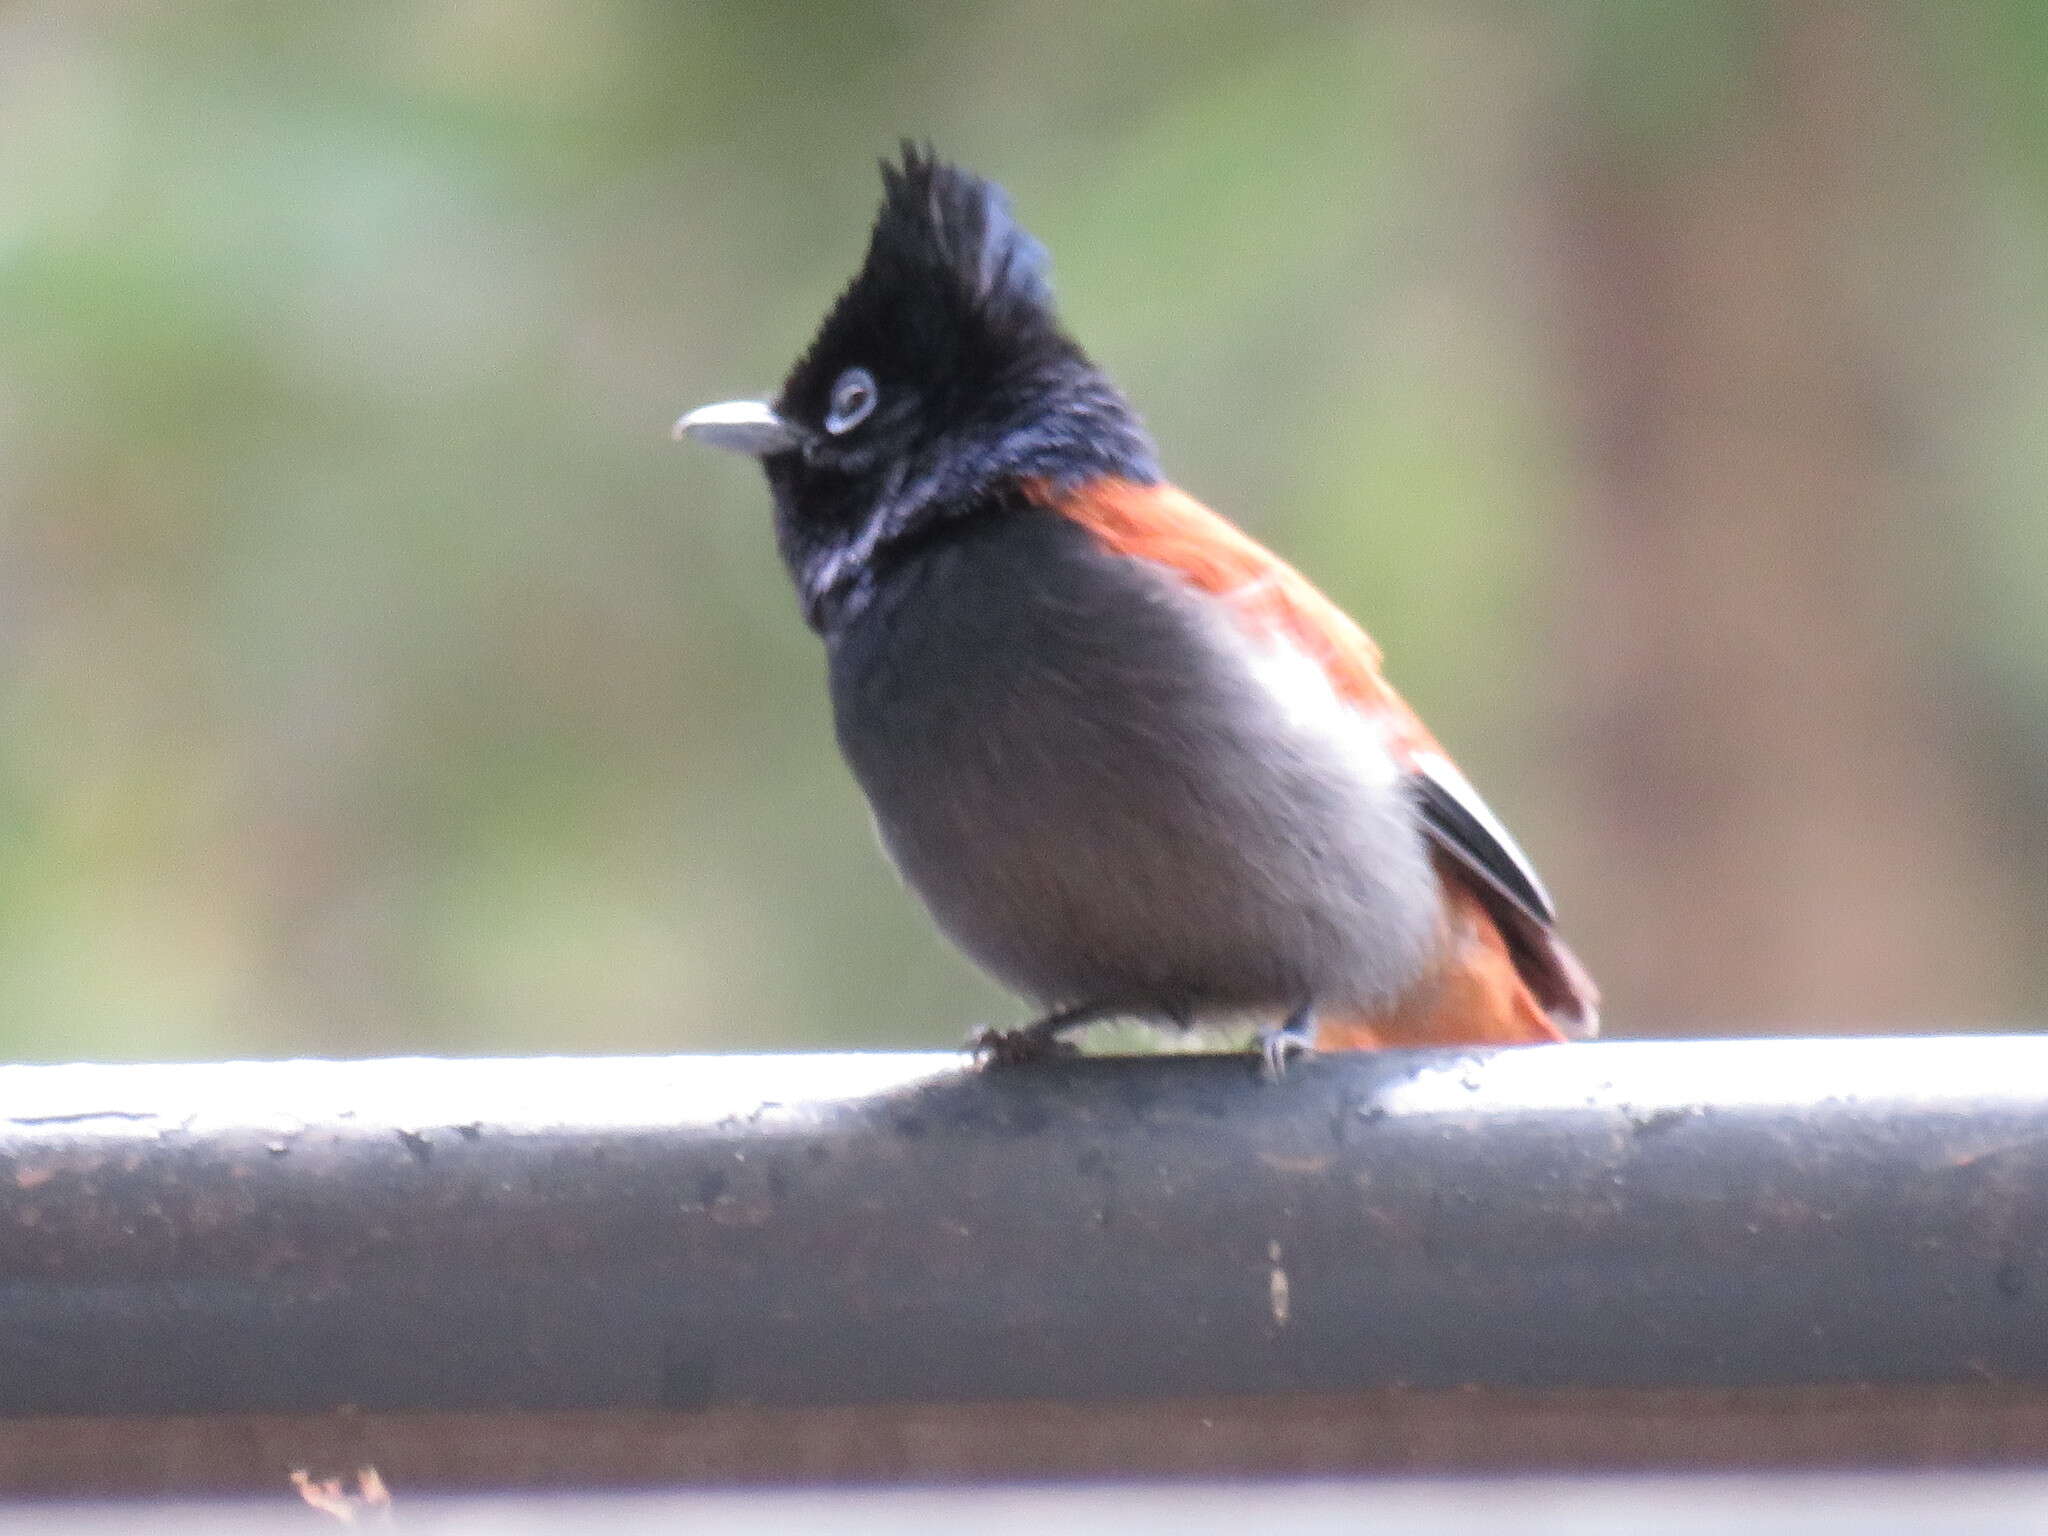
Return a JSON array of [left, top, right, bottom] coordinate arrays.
[[969, 1003, 1102, 1068], [970, 1026, 1080, 1067], [1256, 1007, 1318, 1081]]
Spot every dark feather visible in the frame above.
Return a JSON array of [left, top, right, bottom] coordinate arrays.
[[1408, 756, 1600, 1037], [1408, 755, 1554, 925], [767, 148, 1156, 628], [875, 142, 1053, 317]]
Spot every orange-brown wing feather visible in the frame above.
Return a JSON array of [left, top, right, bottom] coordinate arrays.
[[1026, 477, 1434, 748], [1031, 475, 1569, 1049], [1320, 857, 1566, 1048]]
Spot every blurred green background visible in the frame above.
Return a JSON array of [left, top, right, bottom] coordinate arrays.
[[4, 2, 2048, 1060]]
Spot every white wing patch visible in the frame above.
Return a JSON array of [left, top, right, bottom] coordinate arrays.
[[1239, 627, 1402, 791]]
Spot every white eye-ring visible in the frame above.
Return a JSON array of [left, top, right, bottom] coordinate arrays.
[[824, 367, 878, 434]]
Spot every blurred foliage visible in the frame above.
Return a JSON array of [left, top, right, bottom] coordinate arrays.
[[2, 2, 2047, 1060]]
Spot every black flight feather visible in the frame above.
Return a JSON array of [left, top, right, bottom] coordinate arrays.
[[1408, 764, 1600, 1037]]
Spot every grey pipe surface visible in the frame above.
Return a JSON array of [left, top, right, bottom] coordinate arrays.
[[0, 1037, 2042, 1419]]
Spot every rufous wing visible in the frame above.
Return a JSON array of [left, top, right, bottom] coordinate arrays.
[[1034, 475, 1597, 1048]]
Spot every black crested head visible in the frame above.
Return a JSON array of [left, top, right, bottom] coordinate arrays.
[[763, 145, 1158, 630]]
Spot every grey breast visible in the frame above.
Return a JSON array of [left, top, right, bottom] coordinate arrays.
[[826, 506, 1441, 1018]]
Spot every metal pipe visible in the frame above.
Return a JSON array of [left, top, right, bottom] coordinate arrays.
[[0, 1038, 2043, 1421]]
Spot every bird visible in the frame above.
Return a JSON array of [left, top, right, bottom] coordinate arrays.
[[677, 145, 1596, 1071]]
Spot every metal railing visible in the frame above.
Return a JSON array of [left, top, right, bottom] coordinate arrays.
[[1, 1037, 2044, 1491]]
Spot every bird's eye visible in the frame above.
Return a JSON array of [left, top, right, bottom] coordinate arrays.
[[824, 367, 878, 435]]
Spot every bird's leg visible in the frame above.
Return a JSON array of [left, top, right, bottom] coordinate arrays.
[[1256, 1005, 1318, 1080], [971, 1003, 1110, 1067]]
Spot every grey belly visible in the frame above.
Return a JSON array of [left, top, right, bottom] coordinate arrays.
[[827, 510, 1441, 1018]]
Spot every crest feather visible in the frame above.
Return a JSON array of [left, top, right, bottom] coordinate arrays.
[[871, 142, 1053, 316]]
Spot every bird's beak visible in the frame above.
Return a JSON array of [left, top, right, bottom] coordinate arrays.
[[673, 399, 801, 457]]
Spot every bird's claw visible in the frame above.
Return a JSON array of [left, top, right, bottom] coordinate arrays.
[[1256, 1008, 1318, 1081], [970, 1025, 1080, 1068]]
